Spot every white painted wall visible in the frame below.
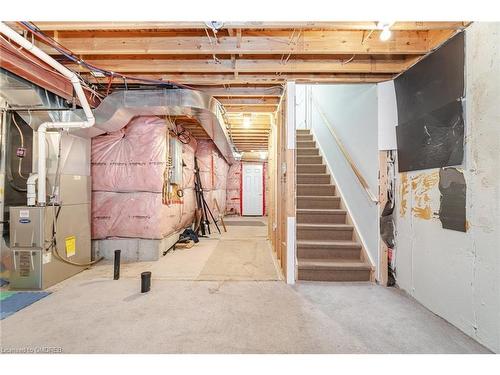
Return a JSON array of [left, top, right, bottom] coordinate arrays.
[[299, 84, 379, 269], [295, 85, 307, 130], [393, 23, 500, 352], [377, 80, 398, 151]]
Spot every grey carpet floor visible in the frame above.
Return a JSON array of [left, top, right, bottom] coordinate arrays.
[[0, 280, 490, 354]]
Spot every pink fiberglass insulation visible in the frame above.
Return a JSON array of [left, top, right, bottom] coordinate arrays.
[[92, 191, 179, 239], [182, 139, 196, 189], [92, 171, 197, 240], [91, 116, 167, 192], [214, 151, 229, 190], [226, 161, 241, 215], [194, 139, 229, 217], [195, 139, 215, 190], [91, 116, 200, 240]]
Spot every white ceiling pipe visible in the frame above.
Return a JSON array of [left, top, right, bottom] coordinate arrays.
[[0, 22, 95, 206]]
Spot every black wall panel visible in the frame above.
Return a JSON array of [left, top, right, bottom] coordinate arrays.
[[395, 32, 465, 172]]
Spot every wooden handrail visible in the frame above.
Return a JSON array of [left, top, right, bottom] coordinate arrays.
[[312, 96, 379, 204]]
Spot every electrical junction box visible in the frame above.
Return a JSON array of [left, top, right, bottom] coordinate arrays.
[[9, 205, 91, 290], [170, 137, 183, 185]]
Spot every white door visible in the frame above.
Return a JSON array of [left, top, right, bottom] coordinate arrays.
[[242, 163, 263, 216]]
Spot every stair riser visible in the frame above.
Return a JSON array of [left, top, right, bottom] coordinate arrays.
[[297, 141, 316, 148], [297, 175, 330, 184], [296, 135, 313, 141], [298, 247, 361, 260], [297, 185, 335, 196], [297, 212, 346, 224], [297, 228, 353, 241], [296, 129, 310, 134], [297, 165, 326, 174], [297, 148, 319, 156], [297, 198, 340, 209], [297, 156, 322, 165], [298, 269, 370, 282]]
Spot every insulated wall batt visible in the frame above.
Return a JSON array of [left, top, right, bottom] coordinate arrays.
[[92, 191, 180, 239], [225, 160, 241, 215], [91, 116, 198, 240], [91, 116, 167, 192], [194, 139, 229, 218]]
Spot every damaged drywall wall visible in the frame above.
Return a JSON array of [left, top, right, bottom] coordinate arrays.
[[411, 170, 440, 220], [393, 23, 500, 353], [438, 167, 467, 232], [399, 172, 409, 217]]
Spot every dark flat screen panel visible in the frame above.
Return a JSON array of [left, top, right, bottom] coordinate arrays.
[[396, 100, 464, 172], [395, 32, 465, 125]]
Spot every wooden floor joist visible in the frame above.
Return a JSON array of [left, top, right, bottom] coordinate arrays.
[[36, 30, 451, 56], [23, 21, 469, 31]]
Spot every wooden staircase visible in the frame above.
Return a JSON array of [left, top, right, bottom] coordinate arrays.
[[296, 129, 372, 281]]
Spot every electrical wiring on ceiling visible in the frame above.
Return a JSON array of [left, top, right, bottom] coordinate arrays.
[[16, 21, 194, 92], [11, 113, 28, 180], [2, 32, 105, 101]]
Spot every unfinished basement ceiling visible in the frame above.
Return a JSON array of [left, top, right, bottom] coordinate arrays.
[[3, 21, 468, 152]]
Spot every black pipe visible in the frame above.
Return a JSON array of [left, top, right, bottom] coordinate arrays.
[[113, 250, 121, 280], [141, 271, 151, 293]]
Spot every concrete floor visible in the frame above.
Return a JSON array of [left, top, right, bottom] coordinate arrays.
[[0, 217, 490, 354]]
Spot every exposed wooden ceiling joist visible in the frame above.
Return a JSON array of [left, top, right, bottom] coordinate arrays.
[[224, 105, 276, 113], [70, 57, 411, 74], [28, 21, 469, 31], [192, 86, 283, 97], [85, 73, 394, 85], [229, 128, 271, 132], [36, 30, 446, 56], [217, 97, 280, 106]]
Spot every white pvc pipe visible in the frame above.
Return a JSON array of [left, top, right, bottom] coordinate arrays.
[[0, 22, 95, 205]]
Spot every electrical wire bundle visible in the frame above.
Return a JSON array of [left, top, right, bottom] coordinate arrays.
[[15, 21, 193, 94], [173, 123, 192, 145]]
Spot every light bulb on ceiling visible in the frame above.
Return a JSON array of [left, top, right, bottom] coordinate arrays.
[[380, 27, 392, 41], [260, 151, 267, 160], [377, 21, 394, 42], [243, 114, 252, 128]]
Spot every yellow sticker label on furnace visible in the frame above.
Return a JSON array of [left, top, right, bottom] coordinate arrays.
[[65, 236, 76, 257]]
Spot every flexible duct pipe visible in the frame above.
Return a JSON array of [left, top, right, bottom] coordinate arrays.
[[0, 22, 95, 206]]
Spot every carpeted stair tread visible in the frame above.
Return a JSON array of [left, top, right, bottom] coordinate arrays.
[[297, 223, 353, 229], [297, 208, 345, 213], [297, 195, 340, 200], [298, 259, 371, 270], [297, 240, 361, 248]]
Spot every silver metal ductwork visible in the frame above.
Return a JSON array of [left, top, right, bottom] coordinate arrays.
[[89, 89, 234, 164], [0, 68, 85, 130], [1, 69, 234, 164]]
